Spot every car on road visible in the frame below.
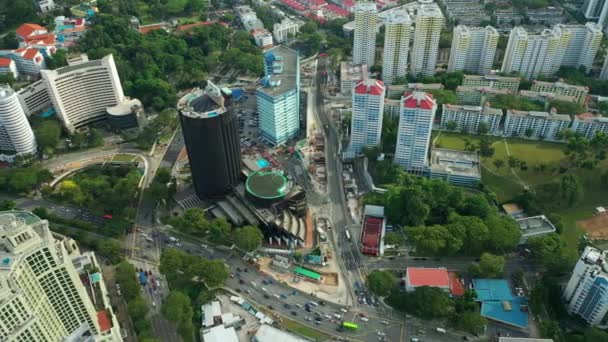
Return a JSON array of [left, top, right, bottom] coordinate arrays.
[[410, 338, 420, 342], [283, 304, 290, 309], [296, 304, 303, 308], [263, 294, 270, 299], [360, 317, 369, 322], [377, 332, 386, 336], [291, 311, 297, 316], [239, 279, 245, 284], [268, 305, 273, 310], [340, 308, 348, 313]]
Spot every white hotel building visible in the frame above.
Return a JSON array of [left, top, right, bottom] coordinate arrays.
[[571, 112, 608, 140], [353, 2, 378, 67], [0, 210, 122, 341], [441, 104, 503, 135], [447, 25, 499, 75], [410, 4, 444, 77], [504, 109, 571, 141], [0, 85, 38, 163], [381, 9, 411, 85], [41, 54, 125, 133], [350, 78, 386, 154]]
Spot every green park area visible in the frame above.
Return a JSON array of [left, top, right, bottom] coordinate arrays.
[[433, 131, 608, 246]]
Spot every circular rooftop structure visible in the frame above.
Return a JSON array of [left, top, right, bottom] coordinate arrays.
[[246, 170, 288, 200]]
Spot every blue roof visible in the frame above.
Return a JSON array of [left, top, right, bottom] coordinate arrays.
[[473, 279, 529, 328]]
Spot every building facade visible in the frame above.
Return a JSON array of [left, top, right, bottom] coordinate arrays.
[[252, 29, 274, 49], [0, 48, 46, 76], [564, 246, 608, 328], [256, 46, 300, 145], [601, 53, 608, 80], [0, 58, 18, 79], [178, 81, 242, 199], [429, 149, 481, 187], [340, 62, 367, 95], [441, 104, 502, 134], [41, 54, 125, 132], [410, 4, 444, 77], [381, 9, 411, 85], [394, 91, 436, 173], [0, 210, 122, 341], [572, 112, 608, 140], [456, 86, 512, 106], [273, 19, 301, 43], [447, 25, 499, 75], [0, 86, 38, 162], [353, 2, 378, 66], [16, 79, 53, 117], [350, 78, 386, 154], [461, 74, 520, 92], [504, 109, 571, 141], [531, 80, 589, 105], [557, 23, 603, 72], [501, 26, 569, 80]]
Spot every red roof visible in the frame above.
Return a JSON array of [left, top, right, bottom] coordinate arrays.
[[403, 91, 435, 110], [16, 23, 47, 39], [354, 79, 385, 96], [406, 267, 450, 287], [97, 310, 112, 332], [360, 216, 383, 256], [448, 271, 465, 296], [280, 0, 307, 11], [23, 48, 40, 60], [25, 33, 56, 46], [326, 4, 350, 16], [342, 0, 354, 8], [139, 23, 168, 34], [0, 58, 13, 67]]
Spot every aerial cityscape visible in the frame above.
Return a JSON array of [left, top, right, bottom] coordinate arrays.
[[2, 0, 608, 341]]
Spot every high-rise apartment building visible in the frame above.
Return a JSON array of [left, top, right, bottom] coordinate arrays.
[[572, 112, 608, 140], [0, 210, 122, 341], [410, 4, 444, 77], [256, 45, 300, 145], [531, 80, 589, 105], [350, 78, 386, 154], [0, 85, 37, 163], [41, 54, 125, 132], [441, 104, 503, 135], [353, 2, 378, 66], [381, 9, 411, 85], [394, 91, 436, 173], [178, 81, 241, 199], [564, 246, 608, 328], [557, 23, 603, 72], [504, 109, 571, 141], [601, 53, 608, 80], [447, 25, 499, 75], [583, 0, 608, 30], [501, 26, 570, 80]]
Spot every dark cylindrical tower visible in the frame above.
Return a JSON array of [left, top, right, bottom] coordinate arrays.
[[178, 82, 241, 198]]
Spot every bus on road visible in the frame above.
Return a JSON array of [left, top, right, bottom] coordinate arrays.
[[342, 322, 358, 330], [345, 230, 351, 241]]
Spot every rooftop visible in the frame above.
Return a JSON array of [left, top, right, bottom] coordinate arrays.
[[457, 86, 512, 95], [464, 74, 520, 83], [16, 23, 47, 38], [533, 79, 588, 92], [517, 215, 557, 242], [106, 98, 142, 116], [364, 205, 384, 218], [202, 325, 239, 342], [246, 170, 288, 199], [202, 301, 222, 327], [473, 279, 529, 328], [403, 91, 435, 110], [354, 78, 385, 96], [178, 81, 231, 119], [253, 324, 308, 342], [498, 338, 554, 342], [258, 45, 298, 97], [575, 112, 608, 123], [406, 267, 450, 288], [443, 104, 503, 115], [340, 62, 367, 83], [502, 203, 524, 216], [507, 109, 571, 121], [430, 148, 481, 178]]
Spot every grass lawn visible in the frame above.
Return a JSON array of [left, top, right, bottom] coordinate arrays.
[[433, 131, 608, 247], [111, 153, 136, 162]]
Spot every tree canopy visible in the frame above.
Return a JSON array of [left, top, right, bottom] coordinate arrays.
[[234, 225, 264, 252], [366, 270, 396, 297]]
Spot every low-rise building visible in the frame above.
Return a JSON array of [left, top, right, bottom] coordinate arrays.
[[201, 325, 238, 342], [504, 109, 571, 141], [236, 5, 264, 32], [404, 267, 451, 292], [456, 86, 512, 106], [441, 104, 502, 134], [517, 215, 557, 244], [252, 29, 274, 49], [518, 90, 576, 108], [360, 205, 386, 257], [252, 324, 308, 342], [429, 148, 481, 187], [54, 16, 89, 48], [571, 112, 608, 140], [0, 57, 18, 78], [531, 80, 589, 105], [0, 48, 46, 76], [461, 74, 521, 92], [273, 19, 302, 43]]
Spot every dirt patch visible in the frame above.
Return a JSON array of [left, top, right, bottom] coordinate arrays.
[[579, 212, 608, 240]]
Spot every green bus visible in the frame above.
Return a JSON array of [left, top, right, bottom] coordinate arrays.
[[342, 322, 359, 330]]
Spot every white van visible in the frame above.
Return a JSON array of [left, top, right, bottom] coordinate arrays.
[[436, 328, 446, 333]]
